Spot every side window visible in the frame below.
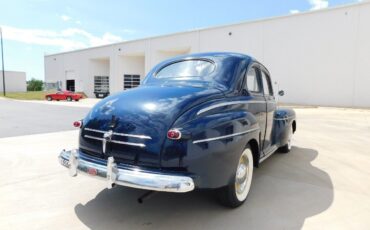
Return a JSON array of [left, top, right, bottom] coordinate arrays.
[[261, 71, 273, 96], [245, 68, 261, 93]]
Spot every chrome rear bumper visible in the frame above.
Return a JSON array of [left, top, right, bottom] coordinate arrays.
[[58, 149, 195, 193]]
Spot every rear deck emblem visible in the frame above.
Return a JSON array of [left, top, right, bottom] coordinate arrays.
[[102, 130, 113, 154]]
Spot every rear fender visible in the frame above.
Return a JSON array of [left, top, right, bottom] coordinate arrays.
[[161, 109, 260, 188]]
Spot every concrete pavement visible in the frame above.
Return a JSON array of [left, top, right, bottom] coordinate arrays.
[[0, 99, 90, 138], [0, 106, 370, 229]]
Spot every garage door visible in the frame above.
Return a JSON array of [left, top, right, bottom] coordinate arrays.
[[123, 74, 140, 90], [94, 76, 109, 93]]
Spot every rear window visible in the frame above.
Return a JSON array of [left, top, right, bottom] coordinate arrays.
[[155, 60, 215, 79]]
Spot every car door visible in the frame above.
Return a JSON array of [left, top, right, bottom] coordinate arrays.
[[55, 92, 64, 100], [63, 92, 70, 100], [242, 65, 268, 156], [61, 92, 68, 100], [260, 67, 276, 152]]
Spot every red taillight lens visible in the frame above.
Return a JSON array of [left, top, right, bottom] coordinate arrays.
[[73, 120, 82, 128], [167, 129, 182, 140]]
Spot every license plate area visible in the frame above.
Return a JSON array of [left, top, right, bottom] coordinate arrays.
[[87, 167, 98, 176]]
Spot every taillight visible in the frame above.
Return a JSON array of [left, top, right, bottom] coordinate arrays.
[[167, 129, 182, 140], [73, 120, 83, 128]]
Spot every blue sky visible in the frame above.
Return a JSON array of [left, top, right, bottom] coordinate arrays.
[[0, 0, 362, 80]]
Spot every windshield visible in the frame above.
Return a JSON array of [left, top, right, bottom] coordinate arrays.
[[155, 60, 215, 79]]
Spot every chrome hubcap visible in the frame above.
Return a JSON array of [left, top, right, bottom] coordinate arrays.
[[235, 149, 253, 201], [236, 160, 248, 194]]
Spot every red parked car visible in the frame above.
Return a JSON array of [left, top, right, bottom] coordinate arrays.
[[45, 91, 83, 102]]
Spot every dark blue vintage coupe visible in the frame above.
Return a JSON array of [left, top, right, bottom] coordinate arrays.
[[59, 52, 296, 207]]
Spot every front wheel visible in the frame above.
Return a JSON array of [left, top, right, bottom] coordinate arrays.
[[279, 127, 293, 153], [217, 146, 254, 208]]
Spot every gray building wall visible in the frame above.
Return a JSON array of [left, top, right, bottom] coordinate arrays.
[[0, 71, 27, 92], [45, 1, 370, 107]]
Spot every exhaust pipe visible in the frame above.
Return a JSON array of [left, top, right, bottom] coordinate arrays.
[[138, 191, 156, 204]]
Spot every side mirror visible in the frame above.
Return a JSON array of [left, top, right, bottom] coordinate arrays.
[[278, 90, 285, 96]]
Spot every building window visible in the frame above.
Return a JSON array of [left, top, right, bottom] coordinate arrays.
[[123, 74, 140, 90]]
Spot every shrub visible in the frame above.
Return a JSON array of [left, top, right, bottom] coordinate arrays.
[[27, 78, 43, 91]]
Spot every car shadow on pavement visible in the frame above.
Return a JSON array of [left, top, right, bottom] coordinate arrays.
[[74, 147, 333, 230]]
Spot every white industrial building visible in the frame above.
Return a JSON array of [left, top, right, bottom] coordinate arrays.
[[0, 71, 27, 92], [44, 1, 370, 107]]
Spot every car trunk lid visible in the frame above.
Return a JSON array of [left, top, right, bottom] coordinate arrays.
[[79, 85, 222, 168]]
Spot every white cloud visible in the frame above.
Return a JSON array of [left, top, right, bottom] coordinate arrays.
[[308, 0, 329, 10], [1, 25, 123, 51], [60, 15, 82, 25], [61, 15, 71, 21], [290, 9, 300, 14]]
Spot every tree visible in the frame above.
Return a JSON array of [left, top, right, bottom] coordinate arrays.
[[27, 78, 43, 91]]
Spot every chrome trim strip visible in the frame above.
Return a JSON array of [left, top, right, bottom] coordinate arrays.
[[84, 135, 103, 141], [111, 140, 146, 148], [273, 116, 294, 121], [113, 132, 152, 140], [59, 149, 195, 193], [84, 128, 105, 134], [84, 135, 146, 148], [197, 100, 276, 115], [193, 127, 260, 144], [84, 128, 152, 140]]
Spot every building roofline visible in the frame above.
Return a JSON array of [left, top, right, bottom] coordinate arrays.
[[0, 70, 26, 74], [44, 0, 369, 57]]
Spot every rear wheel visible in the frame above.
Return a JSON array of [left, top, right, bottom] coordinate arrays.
[[67, 96, 72, 102], [75, 99, 79, 102], [217, 146, 254, 208], [46, 96, 52, 101]]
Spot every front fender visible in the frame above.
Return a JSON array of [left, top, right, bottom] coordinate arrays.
[[272, 108, 297, 147], [160, 109, 260, 189]]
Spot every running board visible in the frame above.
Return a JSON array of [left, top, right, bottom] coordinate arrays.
[[259, 145, 278, 163]]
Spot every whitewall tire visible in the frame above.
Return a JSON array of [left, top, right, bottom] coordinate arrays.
[[217, 146, 254, 208], [235, 148, 254, 202]]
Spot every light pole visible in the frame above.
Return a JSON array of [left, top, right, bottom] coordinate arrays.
[[0, 27, 5, 96]]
